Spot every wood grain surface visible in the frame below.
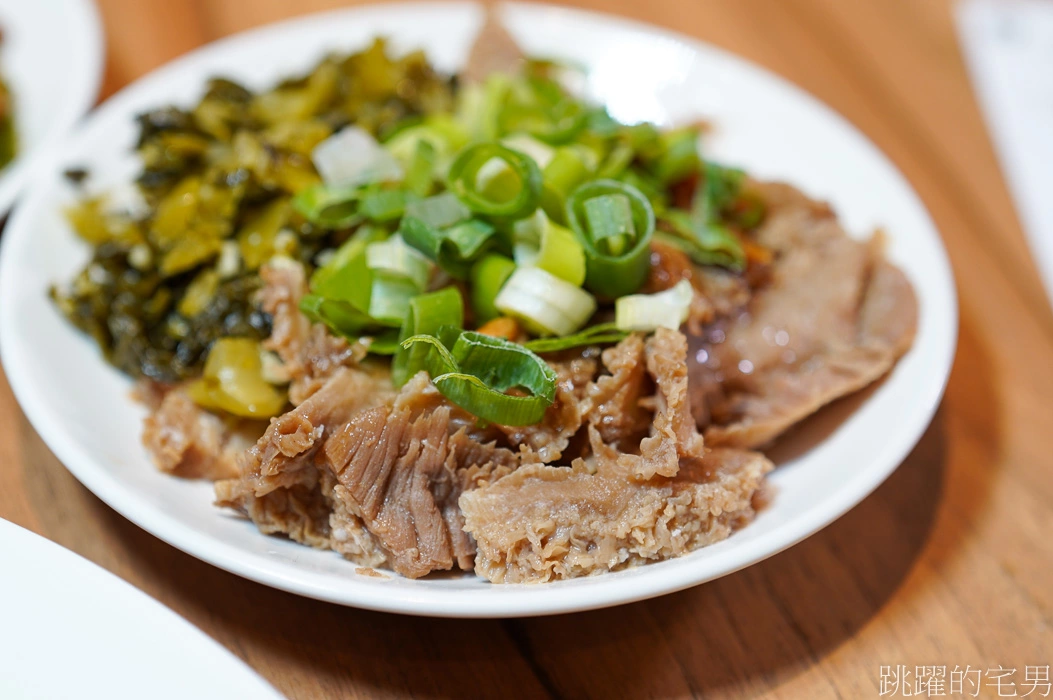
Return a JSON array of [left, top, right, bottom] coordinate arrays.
[[2, 0, 1052, 698]]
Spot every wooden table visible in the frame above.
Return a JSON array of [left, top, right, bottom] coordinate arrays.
[[2, 0, 1051, 697]]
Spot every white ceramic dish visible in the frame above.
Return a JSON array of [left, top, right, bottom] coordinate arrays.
[[0, 2, 957, 617], [0, 0, 104, 213], [0, 519, 282, 699]]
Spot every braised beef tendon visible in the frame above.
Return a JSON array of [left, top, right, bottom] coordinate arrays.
[[142, 389, 238, 480], [461, 442, 772, 583], [213, 367, 392, 547], [62, 18, 917, 583], [689, 183, 918, 448], [216, 371, 523, 578], [461, 329, 773, 583], [208, 326, 774, 580], [255, 259, 372, 403], [140, 178, 916, 583], [493, 352, 598, 463], [320, 393, 521, 578]]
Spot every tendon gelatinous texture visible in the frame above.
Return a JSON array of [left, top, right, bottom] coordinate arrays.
[[460, 443, 771, 583], [98, 15, 918, 584], [688, 182, 918, 448]]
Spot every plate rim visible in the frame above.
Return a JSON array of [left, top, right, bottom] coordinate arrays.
[[0, 0, 106, 213], [0, 0, 958, 618], [0, 518, 284, 699]]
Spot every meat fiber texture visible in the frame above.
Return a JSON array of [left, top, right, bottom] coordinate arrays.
[[460, 440, 771, 583], [215, 371, 525, 578], [130, 19, 843, 584], [689, 182, 918, 448], [460, 330, 773, 583], [212, 316, 773, 580], [142, 388, 238, 480], [143, 184, 913, 582]]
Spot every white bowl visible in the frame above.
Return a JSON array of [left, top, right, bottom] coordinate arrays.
[[0, 519, 282, 699], [0, 0, 104, 212], [0, 2, 957, 617]]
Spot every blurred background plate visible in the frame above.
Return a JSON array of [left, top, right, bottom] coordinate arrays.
[[0, 0, 104, 213], [0, 519, 282, 699], [0, 2, 956, 617]]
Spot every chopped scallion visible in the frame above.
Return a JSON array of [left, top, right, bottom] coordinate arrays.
[[358, 187, 411, 222], [292, 183, 361, 229], [469, 254, 516, 324], [565, 179, 655, 298], [391, 286, 464, 387], [512, 209, 586, 286], [311, 126, 403, 187], [522, 322, 628, 353], [615, 279, 694, 332], [403, 191, 472, 229], [403, 329, 557, 425], [365, 234, 433, 290], [447, 142, 542, 218], [494, 266, 596, 337]]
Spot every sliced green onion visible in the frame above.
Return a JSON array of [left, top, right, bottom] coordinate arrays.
[[447, 142, 542, 218], [501, 133, 555, 169], [404, 139, 437, 197], [512, 209, 586, 286], [495, 266, 596, 337], [615, 279, 694, 332], [309, 226, 385, 306], [469, 254, 516, 323], [365, 276, 412, 327], [358, 188, 411, 222], [403, 191, 472, 229], [700, 161, 747, 218], [302, 227, 408, 340], [311, 126, 403, 187], [655, 160, 748, 270], [540, 147, 591, 221], [565, 179, 655, 298], [399, 216, 497, 279], [523, 322, 628, 353], [391, 286, 464, 387], [622, 122, 663, 158], [658, 215, 745, 270], [584, 108, 623, 138], [498, 77, 587, 144], [361, 329, 401, 355], [442, 219, 498, 272], [292, 183, 361, 229], [597, 142, 634, 179], [384, 114, 468, 167], [456, 75, 510, 141], [300, 293, 375, 336], [617, 168, 667, 213], [583, 193, 634, 255], [365, 234, 432, 290], [650, 128, 701, 185], [403, 330, 557, 425]]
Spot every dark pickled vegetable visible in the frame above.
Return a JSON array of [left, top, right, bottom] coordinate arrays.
[[51, 242, 271, 382], [54, 39, 455, 382]]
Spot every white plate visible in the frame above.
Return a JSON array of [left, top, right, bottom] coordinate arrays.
[[0, 0, 104, 212], [0, 519, 282, 699], [0, 2, 957, 617]]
